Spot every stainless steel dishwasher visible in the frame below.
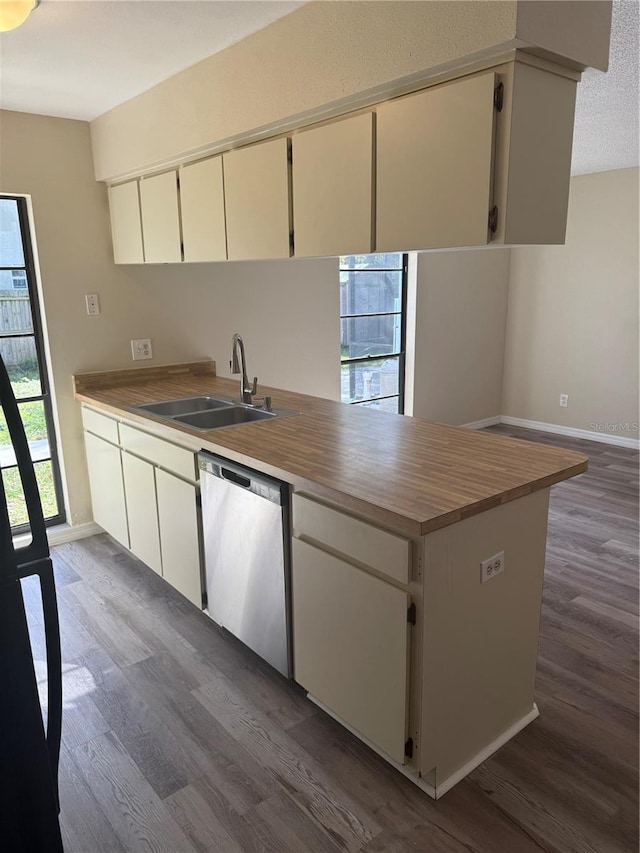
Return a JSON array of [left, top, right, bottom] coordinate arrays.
[[198, 451, 291, 677]]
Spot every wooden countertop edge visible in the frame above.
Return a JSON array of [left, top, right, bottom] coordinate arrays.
[[418, 459, 589, 536], [73, 361, 216, 394], [74, 369, 589, 540]]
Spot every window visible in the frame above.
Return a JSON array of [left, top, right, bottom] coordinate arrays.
[[340, 253, 407, 413], [0, 196, 65, 530]]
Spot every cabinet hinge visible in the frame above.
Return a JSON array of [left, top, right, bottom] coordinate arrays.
[[493, 82, 504, 112], [405, 737, 414, 759], [196, 493, 202, 509], [289, 232, 295, 254], [201, 590, 208, 609], [287, 141, 293, 165], [488, 205, 499, 235], [407, 602, 416, 625]]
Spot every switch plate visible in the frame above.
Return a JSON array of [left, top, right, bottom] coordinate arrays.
[[131, 339, 153, 361], [559, 393, 568, 407], [85, 293, 100, 315], [481, 551, 505, 583]]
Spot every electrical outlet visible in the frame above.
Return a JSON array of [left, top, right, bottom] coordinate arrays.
[[131, 339, 153, 361], [481, 551, 505, 583], [85, 293, 100, 315], [559, 393, 568, 408]]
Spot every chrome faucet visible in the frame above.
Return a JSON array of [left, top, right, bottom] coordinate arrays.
[[231, 333, 258, 404]]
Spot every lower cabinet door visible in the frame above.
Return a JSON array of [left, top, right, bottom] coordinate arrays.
[[121, 452, 162, 575], [84, 432, 129, 548], [292, 538, 409, 764], [155, 469, 202, 607]]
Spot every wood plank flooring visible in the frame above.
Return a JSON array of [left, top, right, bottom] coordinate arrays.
[[23, 426, 638, 852]]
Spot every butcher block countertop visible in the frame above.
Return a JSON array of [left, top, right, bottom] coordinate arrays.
[[74, 361, 588, 538]]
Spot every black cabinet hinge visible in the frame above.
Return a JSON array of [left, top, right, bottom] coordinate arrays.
[[289, 232, 295, 254], [407, 602, 416, 625], [201, 591, 208, 609], [488, 205, 499, 235], [405, 737, 414, 758], [287, 140, 293, 165], [494, 82, 504, 112], [196, 493, 202, 509]]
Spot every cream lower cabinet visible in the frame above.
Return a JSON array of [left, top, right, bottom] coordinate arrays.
[[83, 431, 129, 548], [121, 451, 162, 576], [83, 407, 203, 608], [156, 469, 202, 607], [292, 494, 412, 765]]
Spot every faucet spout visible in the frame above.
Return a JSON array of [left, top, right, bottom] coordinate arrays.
[[231, 333, 258, 404]]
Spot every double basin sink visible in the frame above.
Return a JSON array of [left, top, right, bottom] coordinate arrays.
[[137, 394, 292, 431]]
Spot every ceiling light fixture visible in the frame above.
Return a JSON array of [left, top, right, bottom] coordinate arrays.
[[0, 0, 39, 33]]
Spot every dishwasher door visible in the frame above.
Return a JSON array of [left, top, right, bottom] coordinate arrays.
[[198, 452, 291, 677]]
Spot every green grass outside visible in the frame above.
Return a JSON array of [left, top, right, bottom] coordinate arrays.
[[1, 362, 57, 526], [2, 462, 58, 527]]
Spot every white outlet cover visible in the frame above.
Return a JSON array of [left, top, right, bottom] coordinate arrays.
[[131, 338, 153, 360], [85, 293, 100, 315], [559, 394, 569, 407], [481, 551, 505, 583]]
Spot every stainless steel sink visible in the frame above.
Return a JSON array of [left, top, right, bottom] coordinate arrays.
[[138, 395, 234, 417], [174, 406, 277, 430], [136, 394, 297, 431]]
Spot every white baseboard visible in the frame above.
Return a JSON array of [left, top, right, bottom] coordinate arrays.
[[307, 694, 539, 800], [500, 416, 639, 449], [47, 521, 102, 547], [460, 416, 502, 430], [434, 704, 539, 797], [12, 521, 102, 551]]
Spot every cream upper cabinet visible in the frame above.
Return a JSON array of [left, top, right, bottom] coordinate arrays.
[[292, 113, 374, 258], [376, 71, 498, 251], [180, 157, 227, 262], [108, 180, 144, 264], [223, 138, 292, 261], [139, 171, 182, 263]]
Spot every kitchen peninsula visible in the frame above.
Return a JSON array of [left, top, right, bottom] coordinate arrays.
[[75, 361, 587, 798]]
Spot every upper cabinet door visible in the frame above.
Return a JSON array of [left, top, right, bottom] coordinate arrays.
[[376, 71, 497, 252], [180, 157, 227, 262], [223, 138, 292, 261], [108, 180, 144, 264], [139, 171, 182, 263], [292, 113, 374, 258]]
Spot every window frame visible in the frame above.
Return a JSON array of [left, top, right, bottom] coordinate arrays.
[[339, 253, 408, 414], [0, 195, 66, 532]]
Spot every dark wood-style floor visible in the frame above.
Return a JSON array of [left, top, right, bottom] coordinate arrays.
[[23, 426, 638, 853]]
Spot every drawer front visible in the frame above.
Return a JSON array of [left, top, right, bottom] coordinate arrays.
[[82, 406, 119, 444], [293, 494, 410, 585], [119, 423, 196, 481]]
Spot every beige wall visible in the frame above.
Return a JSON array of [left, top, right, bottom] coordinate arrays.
[[0, 110, 339, 526], [408, 248, 511, 425], [89, 0, 610, 182], [502, 168, 639, 439]]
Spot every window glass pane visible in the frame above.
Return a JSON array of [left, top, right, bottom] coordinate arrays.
[[1, 459, 58, 527], [341, 314, 402, 359], [339, 253, 403, 270], [0, 336, 42, 397], [341, 356, 400, 404], [356, 396, 400, 413], [0, 282, 34, 332], [340, 270, 402, 316], [0, 400, 50, 468], [0, 199, 25, 267]]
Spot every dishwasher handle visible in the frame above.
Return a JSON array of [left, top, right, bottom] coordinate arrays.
[[221, 467, 251, 489]]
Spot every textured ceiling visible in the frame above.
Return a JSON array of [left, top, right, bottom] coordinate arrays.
[[0, 0, 305, 120], [571, 0, 639, 175], [0, 0, 637, 175]]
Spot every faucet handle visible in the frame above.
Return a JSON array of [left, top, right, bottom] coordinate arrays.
[[250, 377, 258, 395]]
